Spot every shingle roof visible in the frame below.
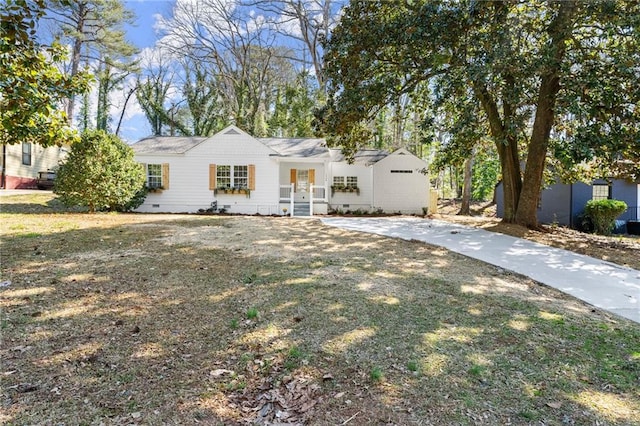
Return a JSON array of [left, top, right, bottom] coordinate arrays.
[[329, 148, 389, 165], [130, 133, 389, 164], [259, 138, 330, 158], [130, 136, 207, 154]]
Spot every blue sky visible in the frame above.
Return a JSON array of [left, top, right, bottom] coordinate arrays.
[[124, 1, 174, 49], [117, 1, 175, 142]]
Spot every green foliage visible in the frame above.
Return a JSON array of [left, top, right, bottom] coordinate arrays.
[[54, 130, 146, 212], [320, 0, 639, 227], [583, 199, 628, 235], [268, 71, 319, 138], [472, 149, 501, 201], [0, 0, 90, 146]]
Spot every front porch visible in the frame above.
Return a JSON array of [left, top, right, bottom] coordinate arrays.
[[279, 183, 328, 216]]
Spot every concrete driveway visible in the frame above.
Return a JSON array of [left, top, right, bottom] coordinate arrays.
[[321, 216, 640, 324]]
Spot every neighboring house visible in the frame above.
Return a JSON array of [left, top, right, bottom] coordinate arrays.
[[130, 125, 431, 215], [1, 143, 66, 189], [495, 178, 640, 233]]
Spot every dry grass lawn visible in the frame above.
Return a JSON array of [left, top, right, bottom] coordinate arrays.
[[1, 193, 639, 425]]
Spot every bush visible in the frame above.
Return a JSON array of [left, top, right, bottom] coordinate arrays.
[[583, 199, 628, 235], [54, 130, 147, 212]]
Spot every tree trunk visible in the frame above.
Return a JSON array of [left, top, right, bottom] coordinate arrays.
[[473, 82, 522, 223], [497, 136, 522, 223], [66, 2, 86, 126], [457, 151, 474, 216], [514, 0, 577, 228]]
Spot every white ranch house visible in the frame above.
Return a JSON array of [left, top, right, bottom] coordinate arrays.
[[131, 125, 431, 216]]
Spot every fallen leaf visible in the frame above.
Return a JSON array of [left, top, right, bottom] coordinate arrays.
[[210, 369, 234, 377], [546, 401, 562, 409]]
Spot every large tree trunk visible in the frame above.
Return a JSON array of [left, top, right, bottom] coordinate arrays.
[[514, 0, 577, 228], [473, 82, 522, 223], [497, 136, 522, 222]]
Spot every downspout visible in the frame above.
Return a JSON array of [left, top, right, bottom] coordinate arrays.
[[370, 162, 375, 210]]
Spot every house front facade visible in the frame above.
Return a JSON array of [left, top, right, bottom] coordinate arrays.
[[1, 143, 66, 189], [131, 126, 431, 216]]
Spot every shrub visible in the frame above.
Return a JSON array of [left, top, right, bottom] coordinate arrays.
[[583, 199, 627, 235], [54, 130, 147, 212]]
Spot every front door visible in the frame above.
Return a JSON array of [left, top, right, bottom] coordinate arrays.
[[291, 168, 315, 202]]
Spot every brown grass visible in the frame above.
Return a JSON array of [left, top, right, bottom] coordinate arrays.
[[1, 194, 639, 425]]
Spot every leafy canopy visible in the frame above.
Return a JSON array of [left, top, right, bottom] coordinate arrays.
[[0, 0, 90, 146], [320, 0, 640, 227]]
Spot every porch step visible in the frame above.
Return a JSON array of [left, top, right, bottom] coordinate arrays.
[[293, 203, 310, 216]]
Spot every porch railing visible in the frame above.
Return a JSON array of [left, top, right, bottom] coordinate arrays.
[[279, 184, 294, 216], [279, 183, 327, 217], [309, 184, 327, 216]]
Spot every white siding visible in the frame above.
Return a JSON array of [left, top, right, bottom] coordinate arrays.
[[328, 162, 374, 212], [373, 149, 429, 214], [134, 129, 280, 214]]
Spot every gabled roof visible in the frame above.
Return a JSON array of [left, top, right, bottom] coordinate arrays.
[[130, 136, 207, 154], [130, 125, 394, 164], [260, 137, 330, 159], [329, 148, 389, 165]]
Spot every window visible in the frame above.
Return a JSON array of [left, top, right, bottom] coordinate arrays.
[[333, 176, 344, 186], [297, 169, 309, 192], [592, 184, 611, 200], [147, 164, 163, 188], [346, 176, 358, 188], [22, 143, 32, 165], [234, 165, 248, 188], [216, 165, 249, 188], [217, 165, 231, 188], [390, 169, 413, 173]]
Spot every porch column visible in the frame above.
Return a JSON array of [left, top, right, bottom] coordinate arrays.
[[290, 183, 294, 217], [310, 184, 314, 216]]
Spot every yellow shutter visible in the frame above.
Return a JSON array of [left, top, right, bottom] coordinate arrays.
[[248, 164, 255, 190], [309, 169, 315, 186], [290, 168, 297, 191], [209, 164, 217, 190], [162, 163, 170, 189]]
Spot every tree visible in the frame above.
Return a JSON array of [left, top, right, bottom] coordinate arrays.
[[0, 0, 90, 146], [267, 71, 318, 137], [54, 130, 146, 212], [159, 0, 297, 134], [321, 0, 640, 228], [46, 0, 138, 125], [249, 0, 343, 91]]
